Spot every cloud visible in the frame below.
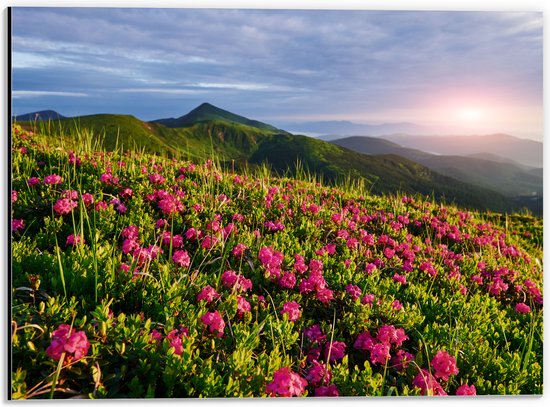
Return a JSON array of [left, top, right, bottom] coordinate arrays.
[[12, 90, 89, 98], [10, 8, 542, 139]]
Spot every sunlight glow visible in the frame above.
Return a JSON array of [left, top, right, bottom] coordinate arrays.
[[457, 107, 484, 122]]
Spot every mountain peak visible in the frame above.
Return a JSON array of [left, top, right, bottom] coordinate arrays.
[[13, 109, 66, 121], [152, 103, 286, 133]]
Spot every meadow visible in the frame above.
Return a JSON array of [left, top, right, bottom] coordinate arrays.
[[10, 123, 543, 398]]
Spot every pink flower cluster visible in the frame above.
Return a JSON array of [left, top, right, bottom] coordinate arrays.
[[201, 311, 225, 337], [172, 250, 191, 268], [354, 324, 409, 367], [412, 350, 460, 396], [53, 198, 78, 216], [221, 270, 252, 292], [266, 366, 308, 397], [197, 285, 220, 303], [46, 324, 90, 363], [66, 234, 85, 246], [281, 301, 301, 322]]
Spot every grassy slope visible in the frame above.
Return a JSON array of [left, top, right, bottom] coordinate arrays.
[[10, 124, 543, 398], [20, 115, 521, 214]]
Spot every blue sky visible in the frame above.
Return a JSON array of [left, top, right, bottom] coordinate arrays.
[[11, 7, 543, 140]]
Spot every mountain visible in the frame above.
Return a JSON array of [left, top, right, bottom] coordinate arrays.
[[152, 102, 286, 133], [12, 110, 66, 122], [382, 134, 543, 168], [333, 135, 542, 195], [332, 136, 543, 215], [15, 104, 526, 214], [282, 120, 480, 139]]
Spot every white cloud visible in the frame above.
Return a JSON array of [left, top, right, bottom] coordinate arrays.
[[12, 90, 88, 98], [118, 88, 204, 94]]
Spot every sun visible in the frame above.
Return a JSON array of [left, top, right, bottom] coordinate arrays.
[[457, 107, 484, 122]]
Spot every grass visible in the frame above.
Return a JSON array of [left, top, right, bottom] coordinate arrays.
[[10, 123, 543, 398]]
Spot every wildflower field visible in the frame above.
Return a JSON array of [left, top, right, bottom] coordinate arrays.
[[10, 124, 543, 398]]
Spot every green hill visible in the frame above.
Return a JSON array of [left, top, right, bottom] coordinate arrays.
[[20, 105, 523, 214], [332, 136, 543, 215], [153, 102, 286, 133]]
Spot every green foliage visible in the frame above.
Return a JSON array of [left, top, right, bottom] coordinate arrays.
[[10, 123, 543, 398]]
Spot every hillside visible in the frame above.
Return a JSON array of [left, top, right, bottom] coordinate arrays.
[[10, 123, 543, 397], [153, 102, 286, 133], [18, 106, 523, 214], [332, 136, 543, 203]]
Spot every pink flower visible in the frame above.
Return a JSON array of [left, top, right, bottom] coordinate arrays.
[[278, 272, 297, 289], [316, 288, 333, 304], [304, 324, 326, 343], [172, 250, 191, 268], [377, 324, 408, 347], [221, 270, 252, 292], [361, 294, 375, 306], [305, 360, 332, 386], [345, 284, 362, 301], [27, 177, 41, 187], [120, 188, 133, 199], [314, 384, 339, 397], [158, 197, 183, 215], [232, 243, 248, 259], [201, 311, 225, 337], [66, 234, 85, 246], [12, 219, 25, 232], [149, 173, 165, 184], [166, 327, 188, 355], [236, 296, 251, 317], [392, 273, 407, 285], [413, 369, 447, 396], [121, 225, 139, 240], [149, 329, 163, 345], [43, 174, 62, 185], [201, 235, 219, 249], [11, 190, 17, 203], [266, 366, 308, 397], [197, 285, 220, 303], [121, 239, 140, 255], [185, 227, 199, 240], [324, 341, 346, 362], [46, 324, 90, 362], [95, 201, 108, 211], [390, 349, 415, 371], [370, 343, 391, 365], [392, 300, 403, 311], [281, 301, 301, 322], [162, 232, 184, 248], [53, 198, 78, 215], [81, 193, 94, 206], [456, 383, 476, 396], [431, 350, 459, 381], [62, 189, 78, 200], [515, 302, 531, 314], [155, 219, 168, 229], [354, 331, 377, 351]]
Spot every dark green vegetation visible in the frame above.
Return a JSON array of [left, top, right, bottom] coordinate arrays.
[[15, 104, 527, 215]]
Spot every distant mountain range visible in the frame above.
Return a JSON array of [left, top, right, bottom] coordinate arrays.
[[12, 104, 542, 215], [13, 109, 66, 121], [381, 133, 542, 168], [332, 136, 542, 198]]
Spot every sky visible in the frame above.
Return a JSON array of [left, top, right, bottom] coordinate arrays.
[[10, 6, 543, 140]]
